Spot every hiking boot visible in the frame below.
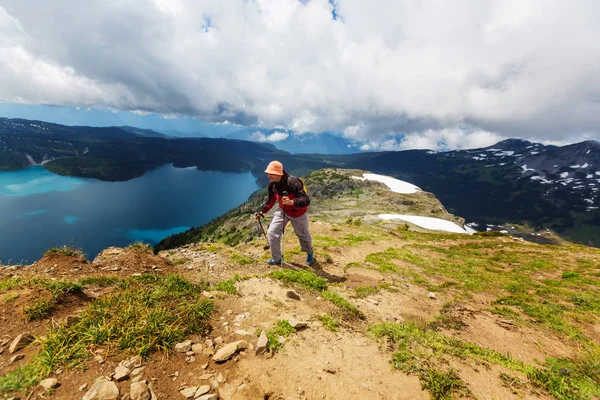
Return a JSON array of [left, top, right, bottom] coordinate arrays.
[[306, 250, 315, 266], [267, 258, 281, 265]]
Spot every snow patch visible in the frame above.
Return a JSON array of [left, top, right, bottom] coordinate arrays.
[[351, 173, 420, 194], [521, 165, 535, 173], [531, 176, 552, 184], [378, 214, 468, 234]]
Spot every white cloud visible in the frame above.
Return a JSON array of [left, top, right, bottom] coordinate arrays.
[[0, 0, 599, 147], [359, 127, 502, 151], [248, 130, 289, 143]]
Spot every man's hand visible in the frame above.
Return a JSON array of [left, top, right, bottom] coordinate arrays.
[[281, 196, 294, 206], [254, 212, 264, 220]]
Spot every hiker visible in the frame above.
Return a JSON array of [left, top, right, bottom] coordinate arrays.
[[254, 161, 315, 266]]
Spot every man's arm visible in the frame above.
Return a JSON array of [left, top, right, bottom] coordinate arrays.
[[260, 184, 277, 214]]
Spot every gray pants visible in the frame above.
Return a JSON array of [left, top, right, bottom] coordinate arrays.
[[267, 209, 312, 261]]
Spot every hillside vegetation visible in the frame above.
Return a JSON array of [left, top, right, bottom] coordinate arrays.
[[0, 169, 599, 400]]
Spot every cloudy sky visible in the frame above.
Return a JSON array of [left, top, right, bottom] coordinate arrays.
[[1, 0, 599, 150]]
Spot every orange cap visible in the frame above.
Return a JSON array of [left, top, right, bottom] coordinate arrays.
[[265, 161, 284, 175]]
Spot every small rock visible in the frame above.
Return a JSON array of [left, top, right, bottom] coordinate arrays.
[[121, 355, 142, 369], [218, 383, 236, 400], [198, 374, 214, 380], [175, 340, 192, 353], [94, 355, 105, 364], [113, 365, 131, 381], [131, 366, 145, 377], [202, 291, 213, 298], [130, 381, 151, 400], [195, 385, 211, 396], [213, 340, 247, 362], [191, 343, 203, 354], [197, 395, 218, 400], [97, 381, 119, 400], [286, 291, 301, 300], [255, 331, 268, 355], [234, 330, 250, 336], [79, 383, 88, 391], [179, 386, 198, 398], [428, 292, 436, 299], [39, 378, 59, 389], [214, 336, 223, 345], [9, 354, 24, 364], [288, 319, 309, 330], [8, 332, 35, 354], [82, 376, 111, 400]]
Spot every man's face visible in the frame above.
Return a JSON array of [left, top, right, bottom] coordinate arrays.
[[267, 173, 282, 183]]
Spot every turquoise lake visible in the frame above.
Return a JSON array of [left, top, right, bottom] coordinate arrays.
[[0, 165, 260, 264]]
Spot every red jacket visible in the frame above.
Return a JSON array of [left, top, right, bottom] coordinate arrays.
[[260, 171, 310, 218]]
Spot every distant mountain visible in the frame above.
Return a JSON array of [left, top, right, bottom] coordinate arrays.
[[301, 138, 600, 246], [224, 128, 362, 155], [0, 117, 302, 181], [2, 116, 599, 246], [117, 126, 171, 139]]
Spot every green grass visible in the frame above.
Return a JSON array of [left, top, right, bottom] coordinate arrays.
[[365, 247, 426, 273], [258, 320, 296, 352], [0, 276, 24, 292], [44, 245, 84, 258], [419, 368, 470, 400], [313, 235, 342, 249], [0, 274, 215, 396], [321, 290, 365, 320], [270, 269, 363, 319], [320, 314, 339, 332], [127, 242, 152, 252], [3, 293, 19, 304], [270, 269, 328, 291], [214, 279, 239, 295], [492, 294, 585, 341], [171, 257, 189, 265], [368, 321, 600, 400], [354, 285, 378, 298], [429, 301, 467, 331], [230, 252, 252, 265], [562, 271, 580, 279], [23, 298, 55, 321]]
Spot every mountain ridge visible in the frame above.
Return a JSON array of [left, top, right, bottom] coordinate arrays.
[[2, 116, 600, 246]]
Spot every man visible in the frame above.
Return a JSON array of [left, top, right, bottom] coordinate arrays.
[[255, 161, 315, 266]]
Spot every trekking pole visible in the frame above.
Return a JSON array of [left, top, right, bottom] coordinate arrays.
[[254, 213, 270, 250], [281, 191, 288, 267]]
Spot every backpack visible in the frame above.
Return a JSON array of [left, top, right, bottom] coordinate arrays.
[[288, 176, 308, 195]]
